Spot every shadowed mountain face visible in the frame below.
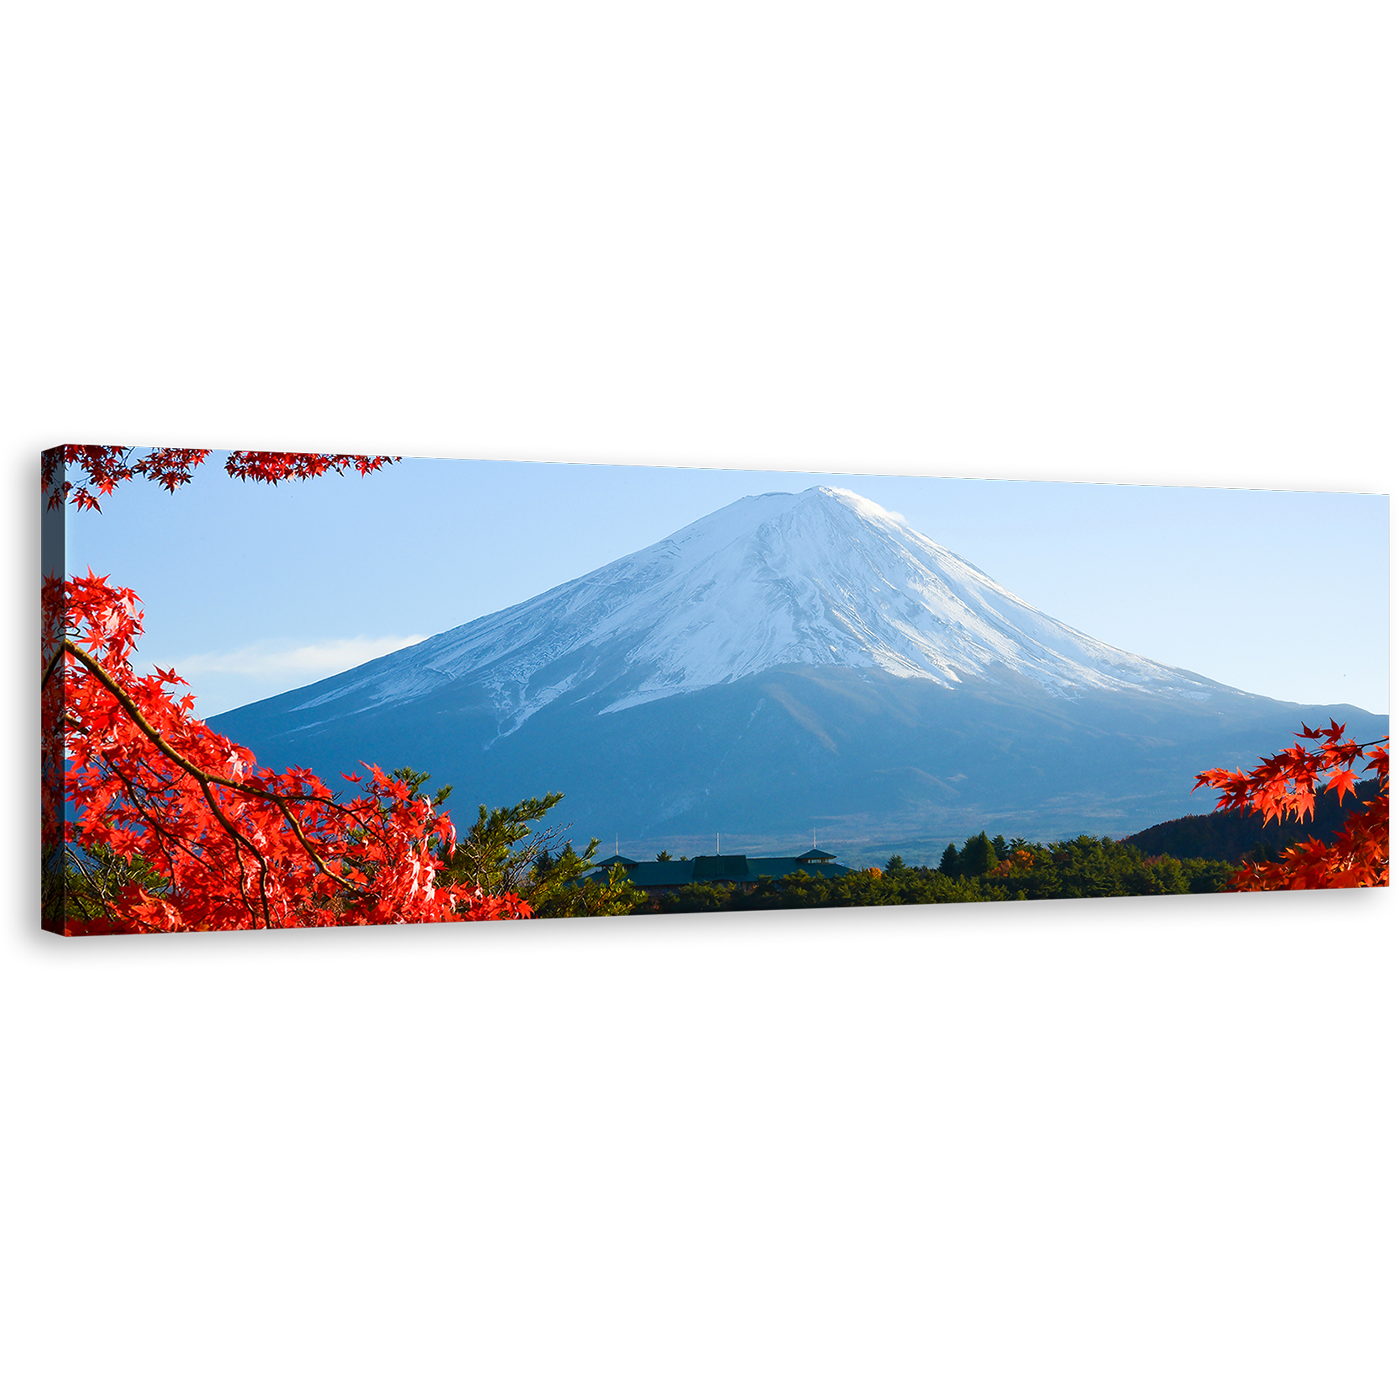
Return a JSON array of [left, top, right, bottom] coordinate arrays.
[[212, 487, 1387, 859]]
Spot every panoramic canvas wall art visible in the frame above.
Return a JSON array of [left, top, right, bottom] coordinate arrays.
[[46, 442, 1388, 935]]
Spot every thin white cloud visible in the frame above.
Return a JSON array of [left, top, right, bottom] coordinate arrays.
[[171, 635, 427, 679]]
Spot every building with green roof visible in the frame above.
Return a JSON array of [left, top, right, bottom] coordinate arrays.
[[584, 846, 855, 896]]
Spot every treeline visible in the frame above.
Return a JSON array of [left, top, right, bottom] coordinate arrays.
[[636, 832, 1239, 916]]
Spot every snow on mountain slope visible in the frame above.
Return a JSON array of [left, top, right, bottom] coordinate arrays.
[[283, 486, 1233, 734]]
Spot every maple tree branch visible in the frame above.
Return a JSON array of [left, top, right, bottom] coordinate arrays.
[[58, 655, 277, 929], [117, 769, 267, 928], [57, 640, 360, 904], [103, 730, 275, 928], [41, 646, 64, 691]]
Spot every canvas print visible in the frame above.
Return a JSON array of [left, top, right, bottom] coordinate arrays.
[[42, 446, 1389, 935]]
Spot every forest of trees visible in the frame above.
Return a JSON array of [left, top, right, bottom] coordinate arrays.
[[636, 833, 1240, 917]]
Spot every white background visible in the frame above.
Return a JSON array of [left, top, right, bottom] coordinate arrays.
[[5, 1, 1394, 459], [8, 946, 1388, 1394]]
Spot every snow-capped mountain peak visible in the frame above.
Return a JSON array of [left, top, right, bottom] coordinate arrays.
[[287, 485, 1226, 733]]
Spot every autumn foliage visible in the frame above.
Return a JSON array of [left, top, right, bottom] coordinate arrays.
[[1195, 722, 1389, 890], [42, 446, 531, 934], [990, 848, 1037, 878], [42, 444, 397, 515]]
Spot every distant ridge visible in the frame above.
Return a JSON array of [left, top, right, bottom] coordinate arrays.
[[1123, 780, 1381, 865]]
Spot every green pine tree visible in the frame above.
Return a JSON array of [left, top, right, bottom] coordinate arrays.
[[1246, 840, 1280, 866], [388, 765, 454, 811], [43, 841, 170, 929], [443, 792, 567, 897], [960, 831, 997, 877], [439, 790, 644, 917], [528, 840, 647, 918]]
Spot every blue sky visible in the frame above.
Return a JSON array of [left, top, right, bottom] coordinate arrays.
[[63, 454, 1390, 720]]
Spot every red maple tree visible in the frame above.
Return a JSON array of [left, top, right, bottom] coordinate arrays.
[[42, 444, 399, 514], [42, 445, 532, 934], [1194, 722, 1389, 890]]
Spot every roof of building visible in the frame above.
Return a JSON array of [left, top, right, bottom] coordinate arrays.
[[794, 847, 837, 862], [690, 854, 751, 883], [584, 849, 855, 889]]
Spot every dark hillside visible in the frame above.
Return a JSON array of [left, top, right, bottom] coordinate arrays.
[[1124, 780, 1380, 864]]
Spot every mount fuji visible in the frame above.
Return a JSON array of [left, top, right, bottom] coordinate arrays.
[[214, 487, 1386, 861]]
